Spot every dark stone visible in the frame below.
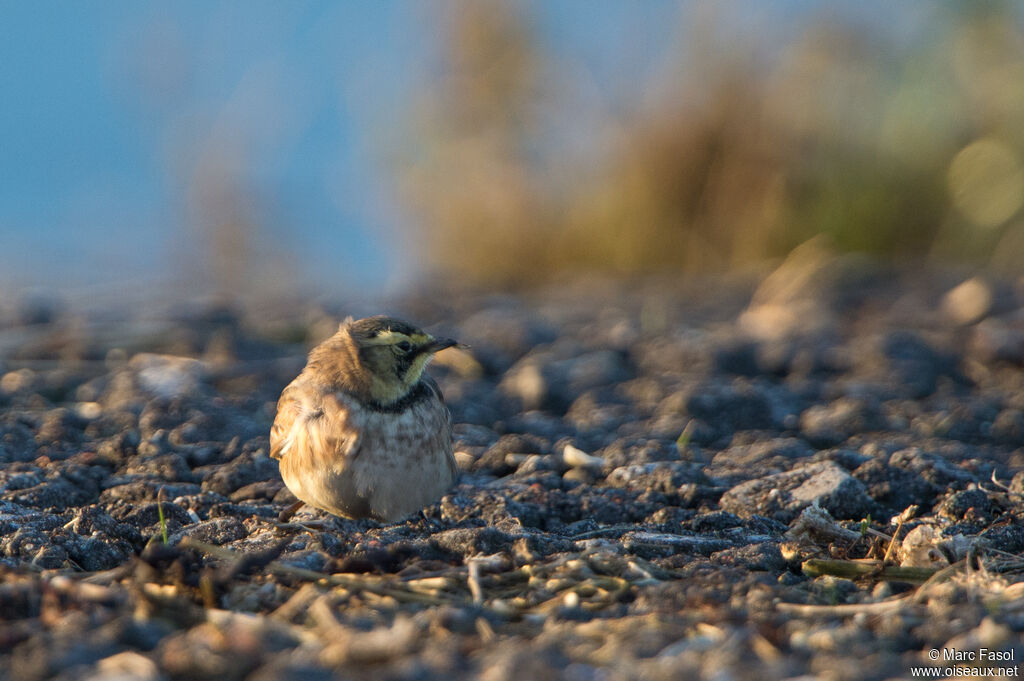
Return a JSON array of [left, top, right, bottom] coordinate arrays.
[[881, 330, 962, 398], [980, 520, 1024, 553], [229, 480, 284, 502], [680, 381, 776, 438], [991, 409, 1024, 446], [852, 458, 941, 512], [101, 480, 203, 504], [801, 397, 885, 447], [935, 489, 993, 524], [711, 542, 786, 571], [605, 462, 709, 494], [169, 517, 246, 546], [122, 452, 196, 482], [474, 434, 551, 475], [720, 461, 876, 522], [599, 438, 680, 468], [713, 340, 761, 377], [118, 501, 194, 533], [3, 475, 98, 511], [500, 347, 633, 413], [65, 536, 134, 571], [201, 442, 278, 496], [431, 526, 514, 556]]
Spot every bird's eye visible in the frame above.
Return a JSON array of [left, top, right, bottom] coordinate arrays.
[[396, 340, 413, 353]]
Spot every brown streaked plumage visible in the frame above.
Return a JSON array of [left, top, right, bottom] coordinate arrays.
[[270, 316, 458, 522]]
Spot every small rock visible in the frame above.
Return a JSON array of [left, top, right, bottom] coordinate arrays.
[[623, 531, 731, 557], [936, 488, 992, 524], [712, 438, 814, 467], [738, 237, 882, 341], [943, 617, 1011, 655], [711, 542, 786, 571], [32, 543, 68, 569], [170, 517, 246, 545], [942, 277, 994, 325], [672, 381, 776, 441], [881, 331, 961, 398], [320, 615, 420, 665], [712, 340, 761, 376], [600, 438, 680, 468], [474, 434, 551, 475], [129, 353, 209, 400], [201, 442, 277, 496], [562, 467, 595, 485], [88, 651, 162, 681], [720, 461, 875, 522], [229, 480, 284, 502], [970, 318, 1024, 364], [801, 397, 884, 447], [852, 457, 940, 512], [888, 447, 975, 488], [431, 526, 513, 556], [500, 362, 547, 412], [606, 462, 708, 494], [560, 444, 603, 469], [500, 347, 632, 413], [991, 409, 1024, 445]]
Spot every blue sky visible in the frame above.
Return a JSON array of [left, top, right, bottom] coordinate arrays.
[[1, 1, 437, 297], [0, 1, 915, 301]]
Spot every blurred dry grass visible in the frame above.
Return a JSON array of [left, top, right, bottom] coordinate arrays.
[[397, 1, 1024, 288]]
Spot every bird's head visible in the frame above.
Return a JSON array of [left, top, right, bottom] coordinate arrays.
[[344, 316, 458, 406]]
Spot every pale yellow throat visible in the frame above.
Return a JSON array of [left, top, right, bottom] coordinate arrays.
[[367, 353, 433, 405]]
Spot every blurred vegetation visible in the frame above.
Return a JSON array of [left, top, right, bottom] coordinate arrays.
[[397, 1, 1024, 287]]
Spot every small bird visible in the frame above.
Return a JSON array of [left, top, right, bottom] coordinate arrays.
[[270, 316, 459, 522]]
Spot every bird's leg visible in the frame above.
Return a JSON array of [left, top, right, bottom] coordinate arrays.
[[277, 499, 305, 523], [274, 501, 338, 534]]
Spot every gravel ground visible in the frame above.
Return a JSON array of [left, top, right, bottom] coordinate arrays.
[[2, 250, 1024, 681]]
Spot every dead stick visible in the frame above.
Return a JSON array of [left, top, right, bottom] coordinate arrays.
[[777, 598, 912, 616], [801, 559, 937, 584], [179, 537, 464, 605]]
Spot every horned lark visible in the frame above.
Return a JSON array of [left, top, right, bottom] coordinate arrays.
[[270, 316, 458, 522]]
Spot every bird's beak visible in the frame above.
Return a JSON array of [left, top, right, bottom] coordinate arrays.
[[419, 337, 461, 355]]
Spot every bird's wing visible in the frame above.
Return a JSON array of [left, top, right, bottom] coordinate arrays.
[[269, 382, 302, 461], [270, 381, 360, 470]]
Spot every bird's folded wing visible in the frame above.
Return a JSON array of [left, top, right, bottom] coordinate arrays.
[[269, 384, 302, 460], [270, 383, 360, 471]]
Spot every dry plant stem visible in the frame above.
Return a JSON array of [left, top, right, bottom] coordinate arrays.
[[475, 616, 496, 642], [781, 559, 971, 615], [801, 559, 937, 583], [776, 599, 912, 617], [400, 565, 469, 581], [911, 560, 968, 604], [80, 564, 133, 585], [270, 582, 323, 622], [310, 594, 347, 635], [882, 517, 905, 564], [571, 524, 647, 540], [468, 559, 485, 605], [987, 470, 1024, 500], [179, 538, 464, 606], [864, 527, 893, 541], [274, 521, 330, 533]]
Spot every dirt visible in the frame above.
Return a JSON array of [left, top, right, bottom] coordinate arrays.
[[2, 255, 1024, 680]]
